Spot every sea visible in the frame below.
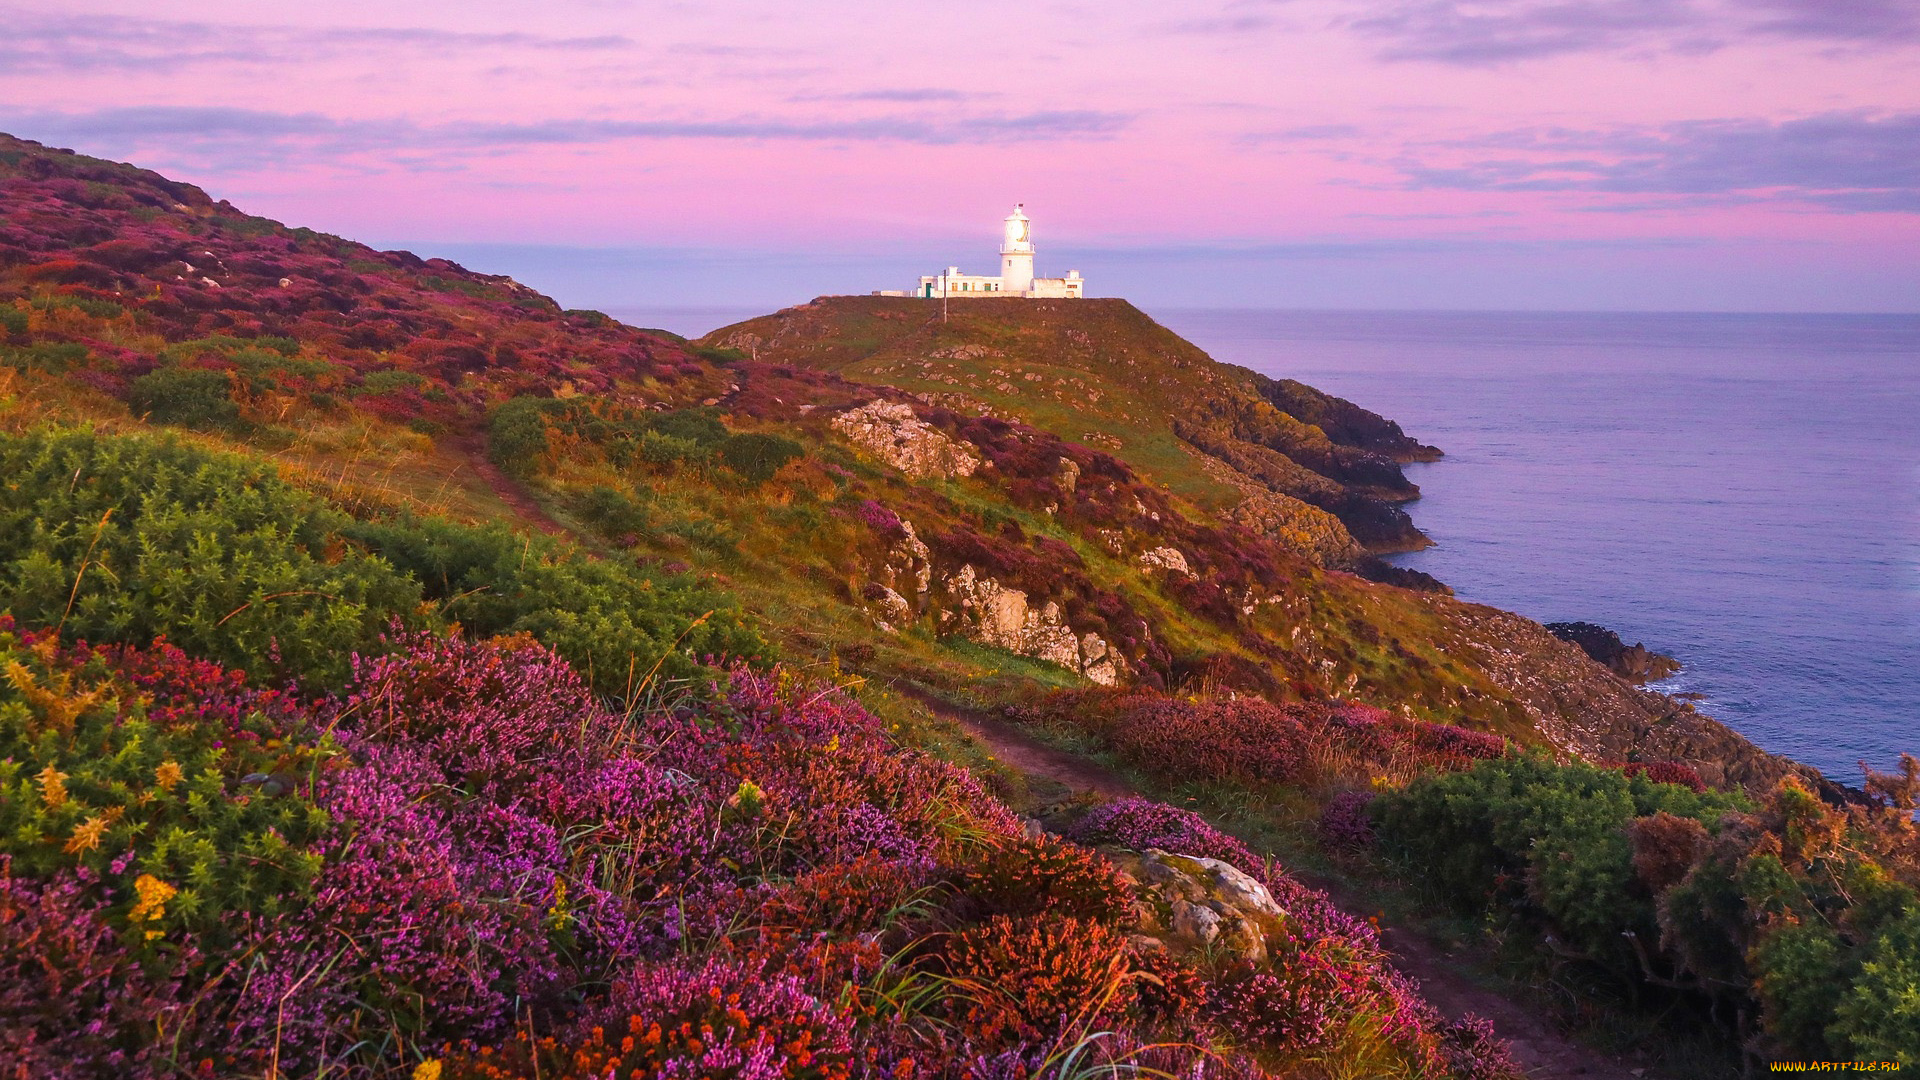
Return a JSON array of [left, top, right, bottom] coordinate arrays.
[[615, 306, 1920, 781]]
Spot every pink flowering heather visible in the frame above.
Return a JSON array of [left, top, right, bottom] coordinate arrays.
[[0, 860, 188, 1077], [1410, 723, 1509, 762], [1318, 790, 1378, 850]]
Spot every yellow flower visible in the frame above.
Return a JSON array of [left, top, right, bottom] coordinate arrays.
[[413, 1061, 443, 1080], [64, 815, 109, 854], [35, 764, 68, 809], [154, 760, 184, 792], [129, 873, 177, 927]]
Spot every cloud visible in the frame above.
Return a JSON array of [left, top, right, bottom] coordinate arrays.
[[1161, 15, 1279, 34], [1346, 0, 1920, 65], [0, 9, 634, 73], [833, 88, 990, 102], [1400, 112, 1920, 212], [1746, 0, 1920, 43], [1348, 0, 1712, 64], [1243, 123, 1364, 142], [0, 104, 1136, 172]]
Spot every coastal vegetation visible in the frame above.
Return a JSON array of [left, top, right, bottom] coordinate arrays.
[[0, 130, 1913, 1075]]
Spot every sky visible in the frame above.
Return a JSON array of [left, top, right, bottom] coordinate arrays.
[[3, 0, 1918, 312]]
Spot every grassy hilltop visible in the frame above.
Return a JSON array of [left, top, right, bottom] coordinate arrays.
[[702, 295, 1439, 555], [3, 132, 1916, 1075]]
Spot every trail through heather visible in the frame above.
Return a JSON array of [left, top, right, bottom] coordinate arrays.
[[456, 435, 568, 536], [937, 699, 1647, 1080]]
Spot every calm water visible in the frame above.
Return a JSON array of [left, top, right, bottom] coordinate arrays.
[[1154, 309, 1920, 780]]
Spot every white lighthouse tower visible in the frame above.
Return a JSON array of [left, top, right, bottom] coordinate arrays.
[[999, 204, 1035, 295], [905, 206, 1083, 299]]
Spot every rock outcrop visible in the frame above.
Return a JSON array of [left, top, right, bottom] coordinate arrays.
[[1546, 621, 1682, 683], [939, 565, 1121, 685], [831, 400, 982, 480], [1137, 546, 1192, 575], [1109, 848, 1286, 965], [1199, 456, 1364, 568]]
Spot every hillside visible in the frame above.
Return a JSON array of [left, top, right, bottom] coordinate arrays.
[[5, 133, 1913, 1075], [0, 133, 1813, 783], [703, 296, 1440, 559]]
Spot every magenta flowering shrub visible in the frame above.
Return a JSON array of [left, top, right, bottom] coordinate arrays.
[[1318, 790, 1378, 850], [1067, 797, 1385, 956], [1106, 696, 1309, 786], [340, 632, 611, 797], [1621, 760, 1709, 792], [0, 620, 1504, 1078], [1440, 1014, 1526, 1080], [0, 861, 187, 1077], [852, 498, 908, 542], [1410, 723, 1509, 763], [1016, 689, 1518, 797]]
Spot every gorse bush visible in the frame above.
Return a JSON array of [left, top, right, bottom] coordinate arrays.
[[1372, 754, 1748, 966], [1374, 753, 1920, 1061], [340, 512, 763, 691], [488, 395, 805, 486], [0, 620, 329, 936], [0, 428, 762, 691], [125, 366, 240, 430], [0, 428, 421, 686], [715, 430, 804, 486]]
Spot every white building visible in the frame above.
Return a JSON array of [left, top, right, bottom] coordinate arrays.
[[897, 206, 1083, 299]]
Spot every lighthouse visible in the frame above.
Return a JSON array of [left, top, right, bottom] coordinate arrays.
[[999, 204, 1035, 295], [906, 207, 1083, 298]]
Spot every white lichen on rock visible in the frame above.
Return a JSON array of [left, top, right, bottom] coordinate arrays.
[[1137, 546, 1191, 575], [831, 401, 983, 481]]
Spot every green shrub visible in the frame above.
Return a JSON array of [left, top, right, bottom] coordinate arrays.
[[126, 367, 240, 430], [718, 432, 803, 486], [31, 294, 122, 319], [568, 486, 656, 542], [0, 428, 765, 693], [0, 626, 328, 938], [1752, 918, 1847, 1058], [0, 429, 420, 685], [638, 429, 707, 467], [648, 407, 729, 448], [1372, 755, 1747, 964], [2, 343, 89, 373], [1831, 910, 1920, 1058], [0, 306, 28, 340], [488, 395, 557, 474], [360, 369, 427, 395], [340, 513, 765, 691]]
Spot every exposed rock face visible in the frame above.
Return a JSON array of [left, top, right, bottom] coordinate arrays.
[[940, 565, 1120, 685], [1199, 456, 1364, 568], [1054, 456, 1080, 493], [830, 400, 982, 480], [1109, 848, 1284, 965], [887, 518, 933, 597], [1438, 599, 1818, 794], [1546, 621, 1681, 683], [1137, 546, 1191, 575], [864, 583, 914, 629]]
